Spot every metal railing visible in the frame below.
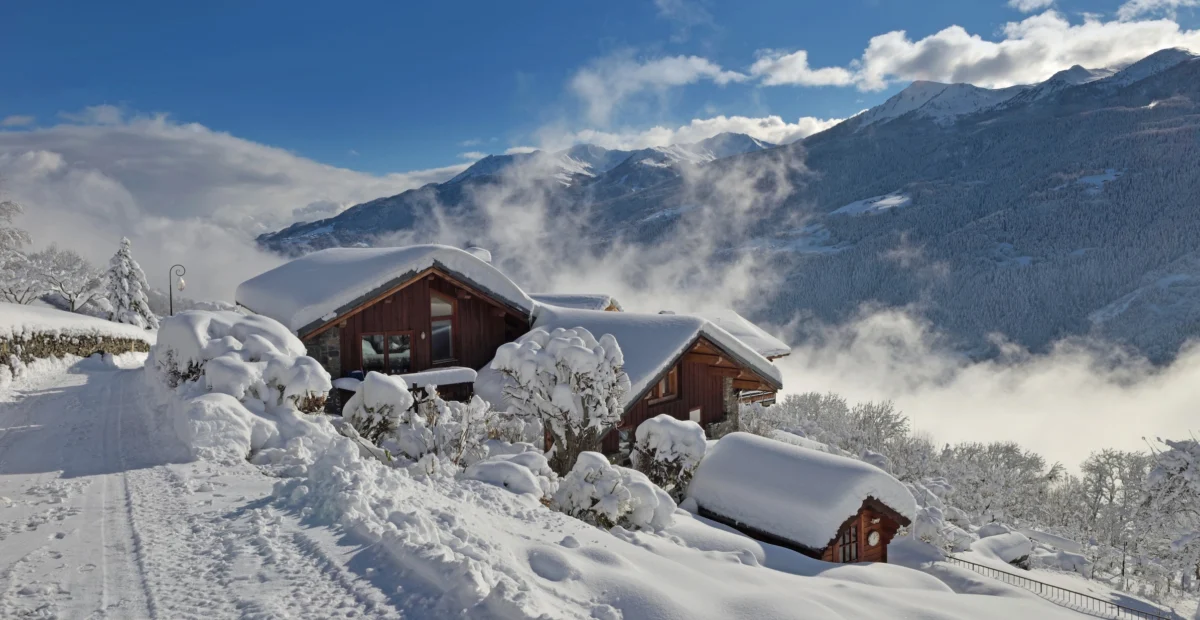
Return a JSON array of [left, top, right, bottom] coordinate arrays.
[[943, 555, 1173, 620]]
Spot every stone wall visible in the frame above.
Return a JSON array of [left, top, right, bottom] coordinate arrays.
[[0, 333, 150, 369]]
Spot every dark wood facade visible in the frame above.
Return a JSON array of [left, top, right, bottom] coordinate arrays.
[[699, 497, 908, 564], [603, 336, 779, 453], [302, 268, 528, 379]]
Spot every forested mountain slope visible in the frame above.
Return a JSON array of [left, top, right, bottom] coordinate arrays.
[[260, 49, 1200, 361]]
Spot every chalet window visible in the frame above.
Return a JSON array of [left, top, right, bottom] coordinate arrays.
[[361, 333, 412, 375], [431, 292, 455, 362], [647, 366, 679, 404], [840, 525, 859, 563]]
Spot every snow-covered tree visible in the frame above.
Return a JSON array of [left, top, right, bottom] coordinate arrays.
[[491, 327, 630, 475], [37, 246, 104, 311], [0, 251, 50, 304], [1145, 438, 1200, 594], [105, 237, 158, 329], [0, 199, 31, 257]]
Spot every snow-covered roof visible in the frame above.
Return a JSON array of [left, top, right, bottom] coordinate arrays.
[[691, 309, 791, 359], [0, 303, 155, 343], [688, 432, 916, 551], [475, 306, 782, 410], [235, 245, 535, 335], [530, 293, 622, 312]]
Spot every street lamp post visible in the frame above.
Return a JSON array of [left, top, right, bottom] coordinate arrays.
[[169, 264, 186, 316]]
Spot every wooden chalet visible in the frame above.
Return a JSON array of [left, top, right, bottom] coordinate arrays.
[[236, 245, 789, 446], [688, 432, 916, 564]]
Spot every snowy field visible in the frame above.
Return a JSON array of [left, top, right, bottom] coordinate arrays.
[[0, 356, 1120, 619]]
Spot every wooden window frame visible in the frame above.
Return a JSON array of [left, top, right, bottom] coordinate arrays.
[[647, 365, 680, 405], [840, 524, 859, 563], [430, 291, 458, 365], [360, 331, 414, 375]]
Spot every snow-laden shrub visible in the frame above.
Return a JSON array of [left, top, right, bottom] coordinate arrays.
[[631, 414, 707, 502], [491, 326, 630, 475], [148, 310, 331, 413], [342, 371, 414, 443], [552, 451, 675, 531], [463, 451, 559, 499], [343, 373, 496, 468]]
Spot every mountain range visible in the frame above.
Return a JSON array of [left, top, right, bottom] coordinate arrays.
[[259, 48, 1200, 362]]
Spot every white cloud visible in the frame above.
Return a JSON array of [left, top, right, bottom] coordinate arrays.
[[0, 110, 467, 301], [563, 114, 843, 150], [654, 0, 716, 42], [569, 51, 748, 124], [504, 146, 538, 155], [748, 11, 1200, 92], [852, 12, 1200, 90], [1008, 0, 1054, 13], [776, 309, 1200, 471], [1, 115, 35, 127], [1118, 0, 1200, 20], [458, 151, 487, 160], [749, 50, 855, 86], [59, 104, 124, 125]]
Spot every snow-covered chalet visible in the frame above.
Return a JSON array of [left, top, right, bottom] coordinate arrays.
[[689, 432, 916, 563], [235, 245, 789, 452]]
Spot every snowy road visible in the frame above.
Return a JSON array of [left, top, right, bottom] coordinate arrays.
[[0, 359, 403, 619]]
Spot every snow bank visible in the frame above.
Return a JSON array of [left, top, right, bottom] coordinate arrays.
[[463, 451, 558, 498], [334, 367, 478, 393], [971, 532, 1034, 565], [236, 245, 534, 334], [0, 303, 154, 342], [688, 432, 916, 550]]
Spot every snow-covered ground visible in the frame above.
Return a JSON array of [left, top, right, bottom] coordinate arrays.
[[832, 192, 913, 216], [0, 352, 1143, 619]]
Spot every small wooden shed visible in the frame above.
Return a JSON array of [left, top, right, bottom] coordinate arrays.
[[688, 432, 915, 564]]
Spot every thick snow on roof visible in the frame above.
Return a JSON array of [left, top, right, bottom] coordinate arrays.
[[475, 306, 781, 410], [688, 432, 916, 551], [530, 293, 622, 312], [0, 303, 154, 343], [236, 245, 535, 334], [693, 309, 791, 359]]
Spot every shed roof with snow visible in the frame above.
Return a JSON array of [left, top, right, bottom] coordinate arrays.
[[530, 293, 623, 312], [475, 305, 782, 409], [688, 432, 915, 554], [235, 245, 535, 337]]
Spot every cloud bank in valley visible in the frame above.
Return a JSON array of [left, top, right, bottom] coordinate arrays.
[[0, 107, 467, 301]]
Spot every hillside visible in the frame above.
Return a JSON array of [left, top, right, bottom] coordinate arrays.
[[259, 48, 1200, 361]]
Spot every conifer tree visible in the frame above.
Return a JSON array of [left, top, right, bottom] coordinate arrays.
[[105, 237, 158, 329]]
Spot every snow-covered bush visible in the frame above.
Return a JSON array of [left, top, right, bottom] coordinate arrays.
[[463, 451, 558, 499], [343, 373, 496, 468], [631, 414, 707, 501], [552, 452, 675, 531], [491, 326, 630, 475], [148, 310, 331, 413], [342, 371, 413, 443], [106, 237, 158, 329]]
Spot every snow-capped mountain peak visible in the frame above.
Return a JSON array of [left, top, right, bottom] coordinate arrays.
[[1105, 47, 1198, 88]]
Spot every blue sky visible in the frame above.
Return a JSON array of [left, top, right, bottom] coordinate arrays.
[[5, 0, 1197, 175]]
